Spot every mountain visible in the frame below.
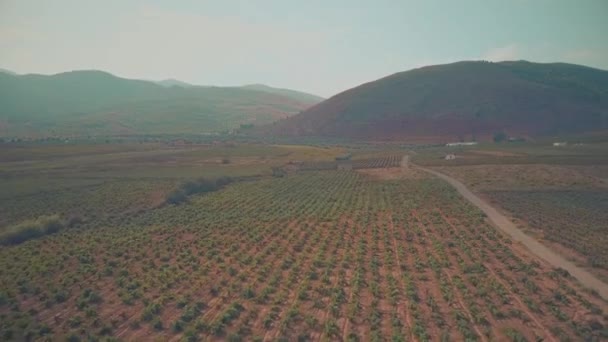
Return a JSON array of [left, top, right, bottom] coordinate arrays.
[[0, 68, 17, 76], [156, 80, 324, 104], [0, 70, 321, 137], [241, 84, 324, 105], [266, 61, 608, 141], [156, 78, 193, 88]]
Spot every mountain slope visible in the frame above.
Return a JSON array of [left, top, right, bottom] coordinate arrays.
[[155, 80, 324, 105], [0, 71, 320, 137], [0, 68, 17, 76], [267, 61, 608, 141], [156, 79, 193, 88], [241, 84, 324, 105]]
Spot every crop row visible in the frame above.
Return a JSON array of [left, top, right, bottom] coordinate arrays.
[[486, 190, 608, 270], [0, 172, 605, 341], [298, 155, 402, 171]]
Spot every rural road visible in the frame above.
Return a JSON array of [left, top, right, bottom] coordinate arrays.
[[414, 164, 608, 301]]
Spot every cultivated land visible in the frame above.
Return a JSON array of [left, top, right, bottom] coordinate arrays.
[[418, 166, 608, 300], [414, 142, 608, 283], [0, 142, 607, 341]]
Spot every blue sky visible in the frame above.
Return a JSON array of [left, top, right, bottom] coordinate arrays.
[[1, 0, 607, 97]]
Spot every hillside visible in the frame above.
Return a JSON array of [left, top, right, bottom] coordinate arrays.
[[241, 84, 324, 104], [0, 68, 17, 76], [267, 61, 608, 141], [0, 71, 322, 138], [154, 80, 325, 105], [156, 78, 193, 88]]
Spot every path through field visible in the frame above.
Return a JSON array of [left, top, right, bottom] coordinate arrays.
[[416, 164, 608, 300], [400, 155, 409, 169]]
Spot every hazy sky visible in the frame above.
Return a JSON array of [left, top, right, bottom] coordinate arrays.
[[1, 0, 607, 97]]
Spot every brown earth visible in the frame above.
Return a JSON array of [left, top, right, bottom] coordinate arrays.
[[417, 166, 608, 300]]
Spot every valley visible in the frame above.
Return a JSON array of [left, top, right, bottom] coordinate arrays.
[[3, 2, 608, 340], [0, 141, 607, 341]]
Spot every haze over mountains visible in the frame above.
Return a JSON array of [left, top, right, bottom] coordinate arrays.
[[267, 61, 608, 141], [2, 61, 608, 141], [0, 69, 322, 138], [154, 79, 324, 104]]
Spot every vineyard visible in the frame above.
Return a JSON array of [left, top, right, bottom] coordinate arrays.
[[431, 164, 603, 191], [0, 143, 341, 228], [352, 155, 402, 169], [486, 190, 608, 270], [299, 155, 402, 171], [0, 179, 176, 228], [1, 171, 606, 341]]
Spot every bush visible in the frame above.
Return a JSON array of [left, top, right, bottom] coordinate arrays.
[[152, 318, 163, 331], [172, 320, 184, 332], [493, 131, 507, 143], [165, 177, 234, 205], [166, 190, 188, 205], [0, 215, 65, 245]]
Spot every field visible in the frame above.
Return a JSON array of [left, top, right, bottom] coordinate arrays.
[[486, 190, 608, 268], [0, 142, 607, 341], [412, 142, 608, 167], [0, 142, 341, 227], [298, 155, 403, 171], [415, 142, 608, 282]]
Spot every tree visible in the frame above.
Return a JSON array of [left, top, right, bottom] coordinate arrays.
[[493, 131, 507, 143], [272, 167, 287, 177]]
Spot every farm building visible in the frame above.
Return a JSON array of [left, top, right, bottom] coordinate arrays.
[[444, 154, 456, 160], [553, 142, 568, 147]]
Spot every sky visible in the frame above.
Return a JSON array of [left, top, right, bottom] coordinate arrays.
[[1, 0, 607, 97]]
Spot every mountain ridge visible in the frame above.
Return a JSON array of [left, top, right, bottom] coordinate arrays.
[[0, 70, 322, 137], [265, 60, 608, 141], [241, 84, 324, 104], [0, 68, 17, 76]]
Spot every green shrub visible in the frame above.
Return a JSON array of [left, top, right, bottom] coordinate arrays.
[[165, 177, 233, 205], [152, 318, 163, 330], [172, 320, 184, 332], [0, 215, 64, 245], [493, 131, 507, 143]]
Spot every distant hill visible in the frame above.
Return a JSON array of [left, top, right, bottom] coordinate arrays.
[[266, 61, 608, 141], [155, 80, 324, 104], [0, 68, 17, 76], [0, 70, 322, 137], [241, 84, 324, 105], [156, 78, 193, 88]]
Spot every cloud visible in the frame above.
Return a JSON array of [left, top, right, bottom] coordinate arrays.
[[481, 44, 520, 62]]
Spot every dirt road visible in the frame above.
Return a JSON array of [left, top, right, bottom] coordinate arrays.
[[416, 165, 608, 300], [401, 155, 409, 169]]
